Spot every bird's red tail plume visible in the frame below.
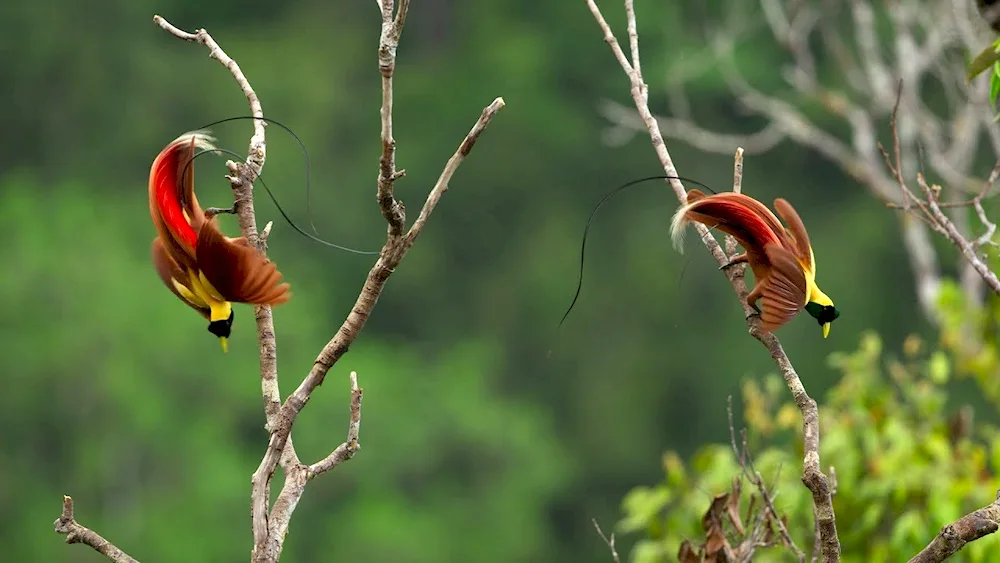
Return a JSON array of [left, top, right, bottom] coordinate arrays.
[[148, 131, 216, 253], [670, 190, 786, 253]]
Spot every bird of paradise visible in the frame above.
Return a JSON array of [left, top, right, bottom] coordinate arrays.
[[670, 189, 840, 337], [148, 131, 291, 351]]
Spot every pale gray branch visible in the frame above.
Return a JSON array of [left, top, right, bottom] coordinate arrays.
[[152, 15, 286, 560], [53, 496, 138, 563], [248, 0, 501, 558], [592, 519, 622, 563], [599, 99, 786, 154]]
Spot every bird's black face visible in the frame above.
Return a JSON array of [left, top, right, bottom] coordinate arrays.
[[804, 301, 840, 325], [207, 310, 235, 339]]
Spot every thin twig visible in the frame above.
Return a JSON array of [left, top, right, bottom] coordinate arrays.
[[308, 372, 364, 477], [908, 490, 1000, 563], [733, 147, 745, 194], [53, 496, 138, 563], [919, 175, 1000, 296], [586, 1, 840, 560], [592, 518, 622, 563]]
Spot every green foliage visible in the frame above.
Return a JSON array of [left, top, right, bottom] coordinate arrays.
[[935, 279, 1000, 399], [619, 331, 1000, 562], [0, 174, 571, 562], [968, 39, 1000, 113]]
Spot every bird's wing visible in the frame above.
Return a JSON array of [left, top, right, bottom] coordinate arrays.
[[194, 219, 291, 306], [772, 198, 814, 272], [152, 237, 211, 319], [758, 244, 808, 331]]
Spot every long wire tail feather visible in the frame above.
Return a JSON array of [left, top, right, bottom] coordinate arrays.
[[556, 174, 719, 330], [192, 116, 324, 237], [182, 145, 381, 255]]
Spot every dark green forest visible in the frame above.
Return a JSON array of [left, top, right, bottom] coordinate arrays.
[[5, 0, 1000, 561]]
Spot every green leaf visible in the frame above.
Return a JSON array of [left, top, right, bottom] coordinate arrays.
[[967, 40, 1000, 82], [619, 487, 671, 533], [990, 67, 1000, 107], [928, 352, 950, 384]]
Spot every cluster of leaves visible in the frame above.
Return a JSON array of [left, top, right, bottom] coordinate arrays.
[[618, 330, 1000, 562], [936, 279, 1000, 399]]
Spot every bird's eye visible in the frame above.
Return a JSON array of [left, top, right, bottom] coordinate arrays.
[[815, 305, 839, 325]]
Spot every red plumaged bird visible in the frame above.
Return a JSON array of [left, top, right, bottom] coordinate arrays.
[[148, 131, 291, 351], [670, 189, 839, 337]]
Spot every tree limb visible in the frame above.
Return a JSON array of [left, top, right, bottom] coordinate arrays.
[[908, 490, 1000, 563], [53, 496, 138, 563], [151, 14, 292, 556], [585, 1, 840, 561], [57, 5, 501, 561]]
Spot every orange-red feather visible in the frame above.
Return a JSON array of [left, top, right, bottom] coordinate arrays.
[[149, 132, 291, 313]]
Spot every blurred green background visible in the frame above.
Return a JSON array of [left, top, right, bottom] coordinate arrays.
[[3, 0, 1000, 561]]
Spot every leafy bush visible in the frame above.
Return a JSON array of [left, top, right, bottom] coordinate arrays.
[[619, 329, 1000, 562]]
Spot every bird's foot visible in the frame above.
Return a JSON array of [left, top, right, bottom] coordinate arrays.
[[719, 252, 748, 270], [205, 206, 237, 218], [205, 199, 245, 219]]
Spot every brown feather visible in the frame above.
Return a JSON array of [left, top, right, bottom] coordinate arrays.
[[194, 220, 291, 305], [757, 244, 808, 331], [686, 189, 709, 204], [772, 198, 812, 268], [152, 238, 211, 319]]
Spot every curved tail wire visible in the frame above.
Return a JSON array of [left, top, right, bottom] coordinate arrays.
[[556, 175, 719, 330], [182, 145, 381, 255]]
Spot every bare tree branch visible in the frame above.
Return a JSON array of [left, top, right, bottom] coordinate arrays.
[[244, 0, 502, 558], [153, 13, 300, 556], [909, 490, 1000, 563], [600, 99, 786, 154], [53, 496, 138, 563], [58, 6, 501, 563], [919, 173, 1000, 296], [879, 86, 1000, 298], [308, 371, 363, 477], [585, 1, 840, 561]]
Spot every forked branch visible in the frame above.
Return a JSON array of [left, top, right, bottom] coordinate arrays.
[[55, 6, 502, 563], [878, 85, 1000, 298], [53, 496, 137, 563]]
